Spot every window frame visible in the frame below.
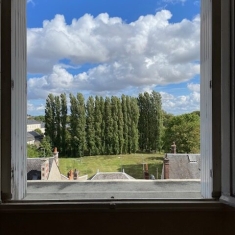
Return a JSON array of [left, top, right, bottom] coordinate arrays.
[[1, 0, 235, 209]]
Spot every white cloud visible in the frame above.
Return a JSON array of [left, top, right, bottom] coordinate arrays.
[[28, 10, 200, 100], [194, 1, 200, 7], [27, 101, 45, 112], [187, 83, 200, 92], [162, 0, 187, 5], [27, 0, 35, 5], [160, 83, 200, 114]]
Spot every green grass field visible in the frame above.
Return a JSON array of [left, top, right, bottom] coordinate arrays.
[[59, 153, 164, 179]]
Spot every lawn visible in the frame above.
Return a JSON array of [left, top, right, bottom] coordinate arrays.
[[59, 153, 164, 179]]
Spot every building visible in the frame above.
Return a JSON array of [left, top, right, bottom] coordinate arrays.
[[27, 119, 45, 133], [27, 148, 68, 180], [161, 154, 201, 179], [27, 131, 43, 145]]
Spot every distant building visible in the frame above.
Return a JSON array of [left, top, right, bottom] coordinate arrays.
[[161, 154, 201, 179], [27, 119, 45, 133], [27, 131, 43, 145], [27, 132, 36, 145]]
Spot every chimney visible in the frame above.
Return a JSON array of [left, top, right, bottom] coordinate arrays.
[[164, 155, 169, 179], [68, 170, 74, 180], [53, 147, 59, 167], [74, 169, 78, 180], [144, 163, 149, 180], [171, 142, 176, 154]]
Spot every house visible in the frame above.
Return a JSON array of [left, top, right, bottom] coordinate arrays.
[[27, 119, 45, 133], [27, 132, 35, 145], [161, 154, 201, 179], [27, 131, 43, 145], [27, 148, 68, 180]]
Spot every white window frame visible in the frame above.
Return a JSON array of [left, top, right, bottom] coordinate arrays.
[[1, 0, 235, 209]]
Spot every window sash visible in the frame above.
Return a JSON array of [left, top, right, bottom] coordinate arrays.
[[220, 0, 235, 206], [1, 0, 27, 201]]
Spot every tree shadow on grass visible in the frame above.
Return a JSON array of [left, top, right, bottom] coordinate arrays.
[[118, 163, 163, 179]]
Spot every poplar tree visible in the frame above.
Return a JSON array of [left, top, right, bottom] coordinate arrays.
[[69, 93, 79, 157], [99, 96, 105, 154], [60, 93, 68, 156], [54, 96, 61, 149], [111, 96, 119, 154], [76, 93, 86, 157], [94, 96, 102, 155], [104, 97, 113, 154], [117, 97, 124, 154], [138, 91, 162, 152], [129, 97, 139, 153], [86, 96, 96, 156], [122, 95, 129, 154], [45, 93, 56, 146]]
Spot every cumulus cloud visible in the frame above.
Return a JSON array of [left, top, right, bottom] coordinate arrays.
[[27, 0, 35, 5], [27, 101, 45, 112], [162, 0, 187, 5], [160, 83, 200, 114], [27, 10, 200, 100], [187, 82, 200, 92]]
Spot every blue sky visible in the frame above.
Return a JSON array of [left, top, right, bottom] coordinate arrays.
[[27, 0, 200, 115]]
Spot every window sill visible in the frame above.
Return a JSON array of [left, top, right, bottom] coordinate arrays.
[[25, 180, 202, 200]]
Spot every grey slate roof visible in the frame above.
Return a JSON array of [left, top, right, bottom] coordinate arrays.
[[27, 157, 56, 180], [27, 119, 43, 125], [28, 131, 42, 138], [162, 154, 201, 179], [27, 158, 42, 180], [90, 172, 135, 180], [27, 132, 35, 142]]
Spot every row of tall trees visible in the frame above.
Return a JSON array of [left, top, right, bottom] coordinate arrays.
[[44, 91, 163, 157]]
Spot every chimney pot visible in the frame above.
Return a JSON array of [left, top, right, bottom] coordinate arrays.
[[171, 142, 176, 154], [164, 156, 170, 179]]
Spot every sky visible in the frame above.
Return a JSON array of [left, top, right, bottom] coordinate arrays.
[[27, 0, 200, 116]]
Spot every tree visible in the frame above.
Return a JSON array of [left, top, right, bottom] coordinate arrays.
[[94, 96, 103, 155], [111, 96, 119, 154], [34, 128, 43, 135], [117, 97, 124, 154], [86, 96, 96, 156], [40, 136, 53, 157], [129, 97, 139, 153], [138, 91, 162, 152], [69, 93, 86, 157], [27, 144, 40, 158], [45, 94, 56, 146], [104, 97, 113, 154], [33, 115, 45, 122], [60, 93, 68, 156], [122, 95, 129, 154], [54, 96, 61, 149], [163, 113, 200, 153]]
